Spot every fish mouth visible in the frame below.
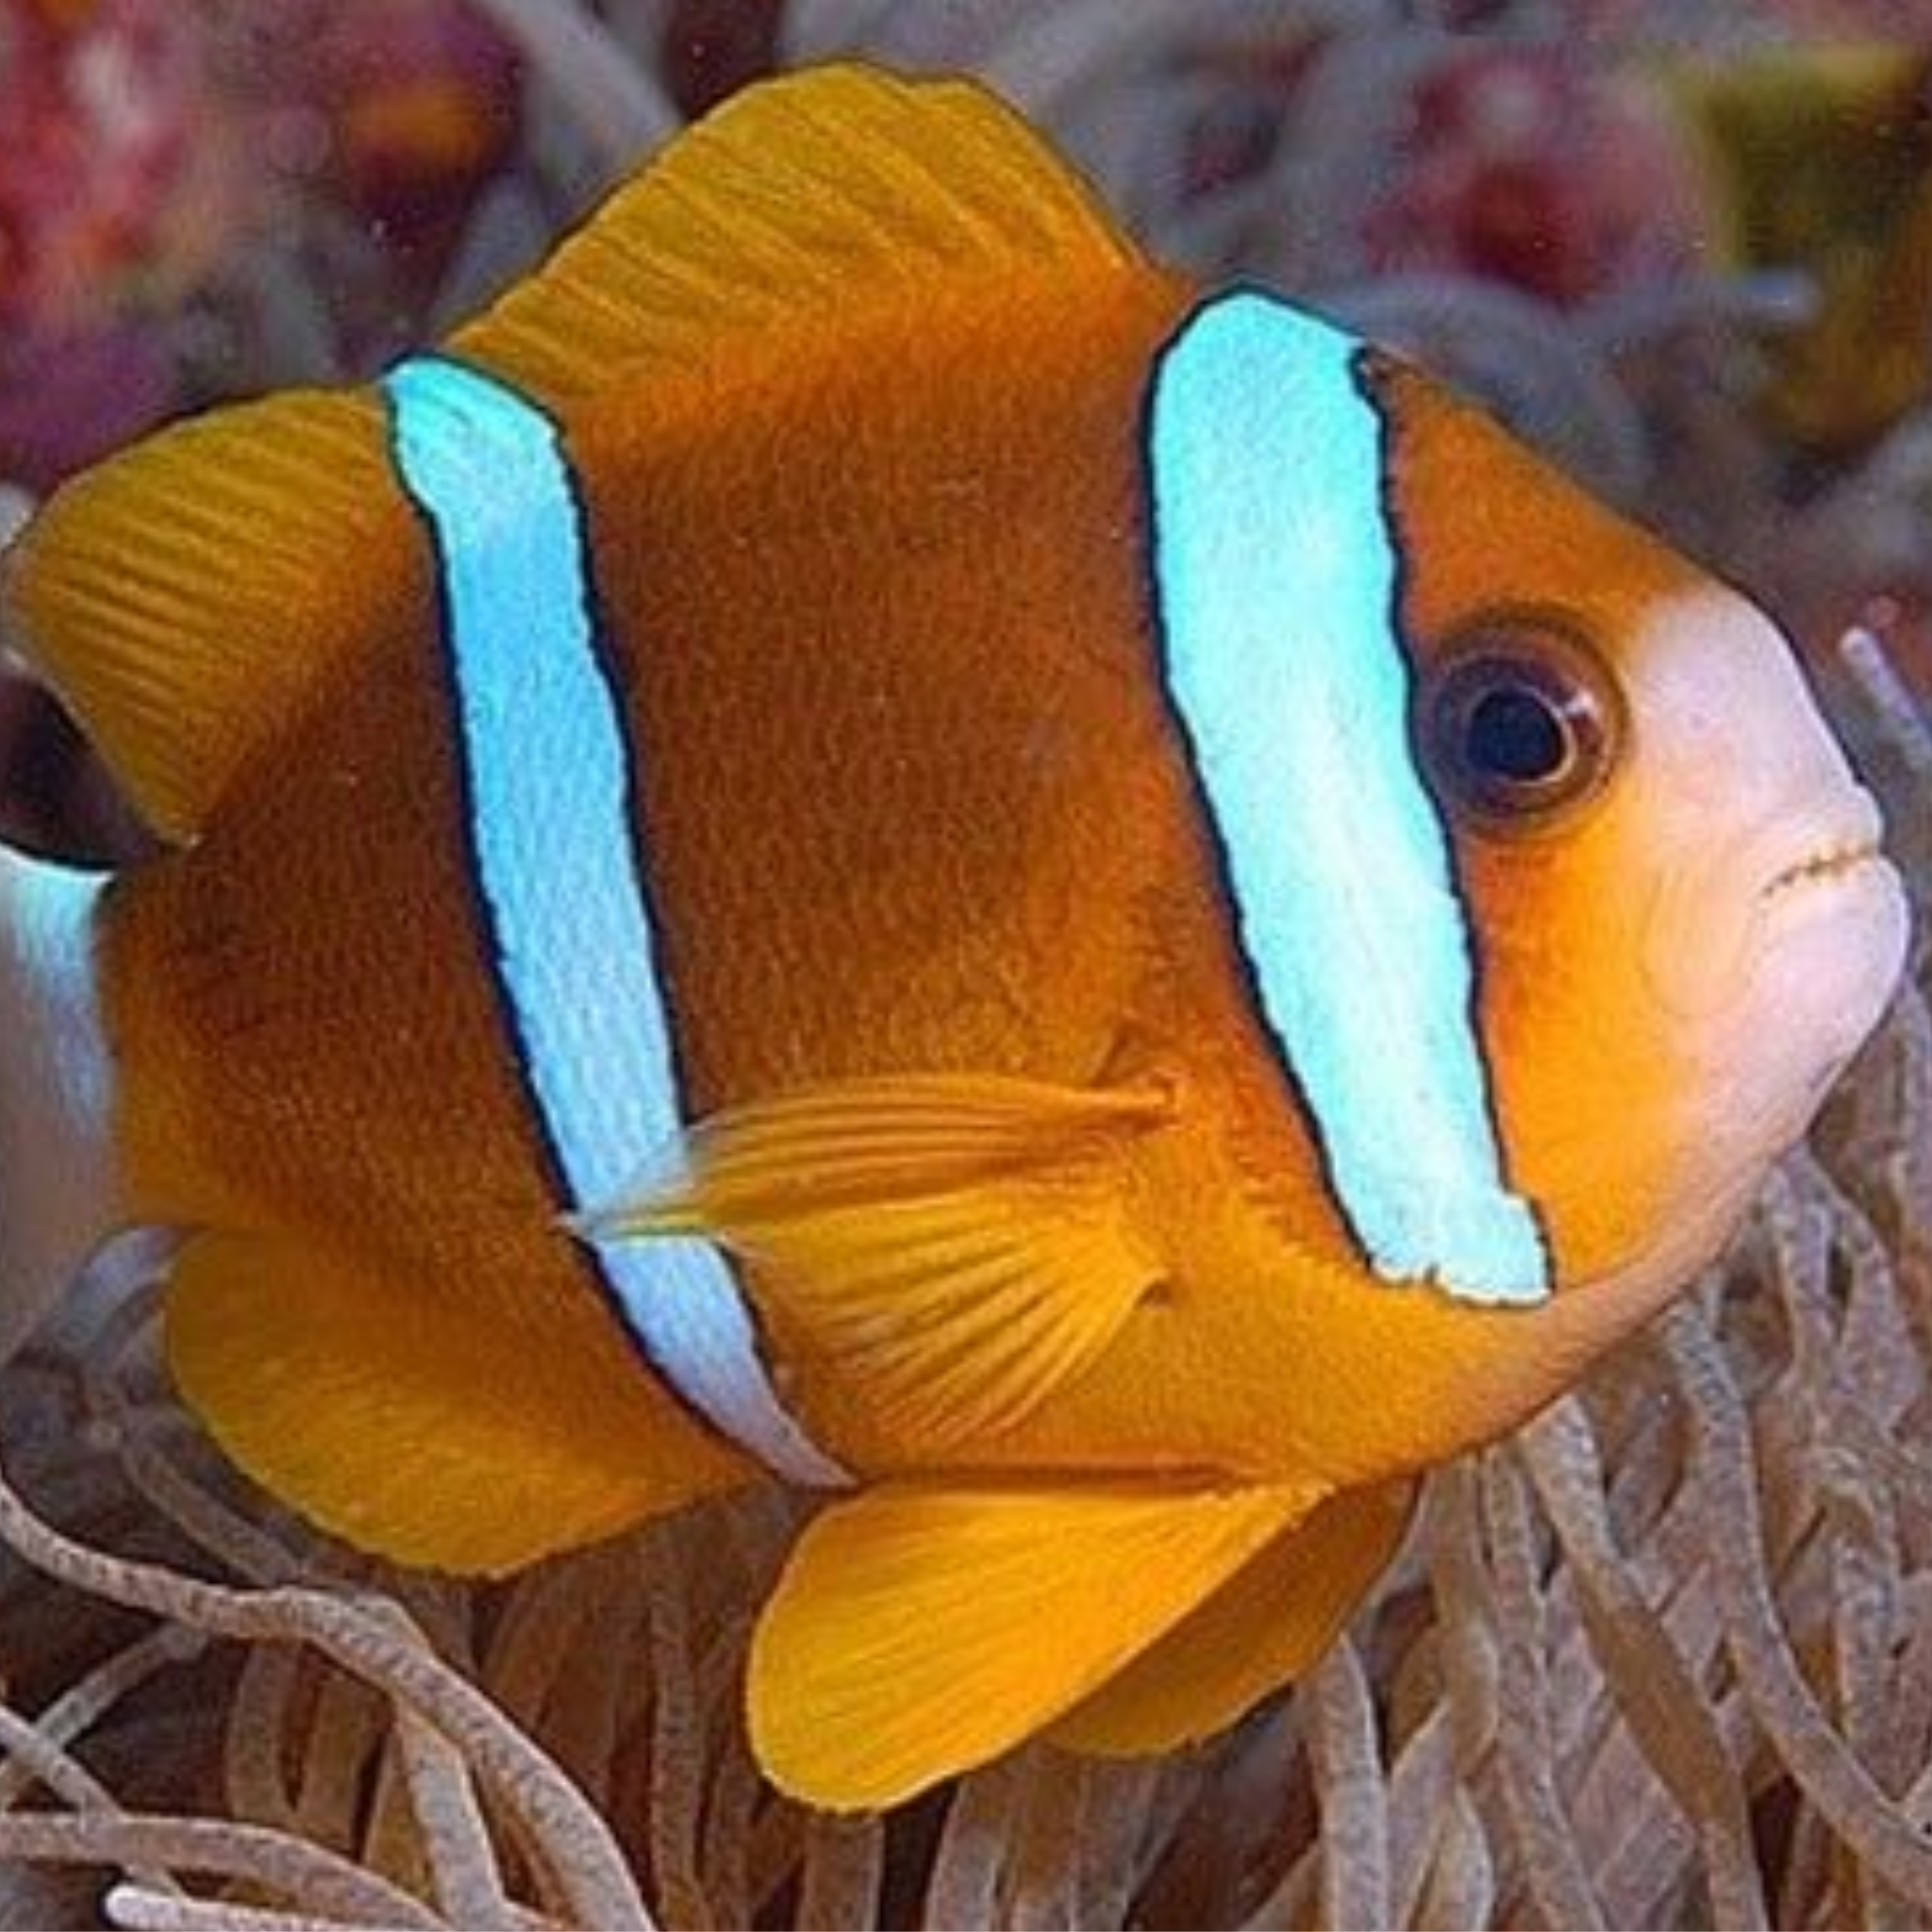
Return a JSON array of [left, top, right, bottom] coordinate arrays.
[[1757, 791, 1889, 903], [1760, 837, 1884, 900]]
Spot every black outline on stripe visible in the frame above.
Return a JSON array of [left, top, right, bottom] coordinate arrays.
[[1351, 345, 1555, 1286], [380, 352, 773, 1456], [1135, 288, 1368, 1271], [1135, 291, 1553, 1293], [557, 383, 828, 1462]]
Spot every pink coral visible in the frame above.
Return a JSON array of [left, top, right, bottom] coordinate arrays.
[[0, 0, 255, 489], [0, 0, 241, 330]]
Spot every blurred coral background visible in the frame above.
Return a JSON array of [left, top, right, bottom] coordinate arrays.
[[2, 3, 1931, 1928]]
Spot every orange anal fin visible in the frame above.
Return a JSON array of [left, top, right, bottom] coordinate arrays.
[[580, 1072, 1175, 1447], [1048, 1478, 1417, 1758], [747, 1476, 1317, 1811], [166, 1233, 739, 1575]]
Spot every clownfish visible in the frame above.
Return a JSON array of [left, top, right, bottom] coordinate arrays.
[[0, 65, 1908, 1810]]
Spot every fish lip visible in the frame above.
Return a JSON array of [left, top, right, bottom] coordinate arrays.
[[1760, 839, 1885, 900], [1757, 790, 1889, 903]]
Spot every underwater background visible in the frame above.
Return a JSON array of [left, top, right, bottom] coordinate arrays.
[[2, 1, 1931, 1925]]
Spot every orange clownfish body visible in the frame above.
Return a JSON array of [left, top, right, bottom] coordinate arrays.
[[0, 67, 1907, 1809]]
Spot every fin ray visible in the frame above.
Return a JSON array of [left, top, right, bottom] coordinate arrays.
[[750, 1478, 1318, 1809], [452, 64, 1144, 410], [585, 1073, 1173, 1445], [1050, 1480, 1417, 1757], [2, 391, 393, 841]]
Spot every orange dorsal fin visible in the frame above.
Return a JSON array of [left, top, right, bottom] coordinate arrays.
[[1, 390, 391, 841], [451, 62, 1148, 411], [748, 1478, 1318, 1810]]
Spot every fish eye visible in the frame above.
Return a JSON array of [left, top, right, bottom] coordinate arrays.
[[1420, 617, 1621, 831]]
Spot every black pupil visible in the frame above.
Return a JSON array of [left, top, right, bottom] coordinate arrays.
[[1466, 684, 1568, 785]]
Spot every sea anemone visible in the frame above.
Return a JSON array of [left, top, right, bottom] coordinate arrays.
[[4, 5, 1932, 1927]]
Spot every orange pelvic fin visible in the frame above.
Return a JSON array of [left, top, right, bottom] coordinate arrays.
[[1049, 1478, 1417, 1758], [166, 1234, 721, 1575], [749, 1477, 1319, 1811], [451, 62, 1149, 413], [1, 390, 391, 841], [579, 1072, 1174, 1445]]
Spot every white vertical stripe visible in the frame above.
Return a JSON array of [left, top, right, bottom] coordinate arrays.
[[0, 849, 113, 1364], [1146, 291, 1547, 1305], [384, 355, 852, 1481]]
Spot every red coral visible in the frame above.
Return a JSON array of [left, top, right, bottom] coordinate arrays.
[[0, 0, 238, 331]]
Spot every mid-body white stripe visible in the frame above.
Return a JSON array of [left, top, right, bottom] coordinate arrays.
[[1146, 291, 1548, 1305], [383, 355, 851, 1483]]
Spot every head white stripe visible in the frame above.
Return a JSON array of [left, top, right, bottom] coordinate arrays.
[[1146, 291, 1547, 1305], [383, 355, 851, 1481]]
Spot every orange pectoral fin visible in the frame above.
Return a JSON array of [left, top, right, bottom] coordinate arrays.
[[1048, 1478, 1417, 1758], [747, 1477, 1320, 1812], [166, 1233, 738, 1575], [578, 1072, 1175, 1447]]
